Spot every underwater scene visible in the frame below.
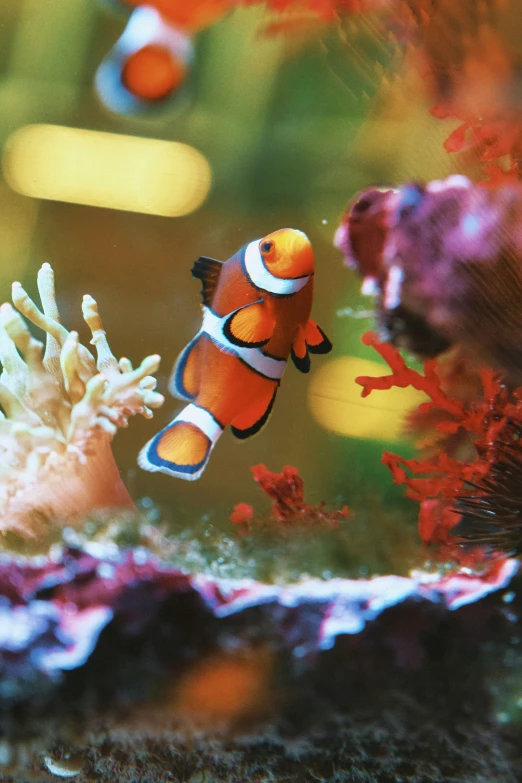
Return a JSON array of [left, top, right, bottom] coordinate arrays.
[[3, 0, 522, 781]]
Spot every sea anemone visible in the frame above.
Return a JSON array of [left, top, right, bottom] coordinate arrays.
[[0, 263, 163, 538]]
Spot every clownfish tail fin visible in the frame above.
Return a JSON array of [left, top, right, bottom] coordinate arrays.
[[138, 404, 223, 481]]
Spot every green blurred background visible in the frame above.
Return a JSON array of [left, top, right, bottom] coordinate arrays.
[[0, 0, 459, 528]]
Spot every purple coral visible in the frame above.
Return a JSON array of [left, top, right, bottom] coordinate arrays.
[[336, 177, 522, 385]]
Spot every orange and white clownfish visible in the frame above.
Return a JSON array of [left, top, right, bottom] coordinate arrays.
[[95, 1, 232, 115], [138, 228, 332, 480], [95, 5, 193, 114]]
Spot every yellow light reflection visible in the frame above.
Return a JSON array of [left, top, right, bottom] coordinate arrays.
[[309, 356, 427, 442], [2, 124, 212, 217]]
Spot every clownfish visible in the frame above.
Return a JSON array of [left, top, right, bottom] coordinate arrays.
[[138, 228, 332, 480], [96, 0, 232, 115]]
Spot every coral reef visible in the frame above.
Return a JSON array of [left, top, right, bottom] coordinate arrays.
[[255, 0, 522, 185], [336, 177, 522, 386], [355, 330, 522, 557], [431, 105, 522, 185], [335, 177, 522, 555], [403, 345, 483, 460], [0, 538, 519, 782], [0, 264, 163, 538], [419, 0, 522, 184], [358, 0, 522, 184]]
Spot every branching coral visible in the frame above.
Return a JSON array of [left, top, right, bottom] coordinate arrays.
[[0, 263, 164, 538], [249, 0, 522, 185], [356, 330, 522, 558], [430, 104, 522, 186], [402, 1, 522, 184]]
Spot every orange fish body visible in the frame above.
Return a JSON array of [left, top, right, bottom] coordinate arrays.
[[96, 0, 232, 113], [139, 228, 332, 480]]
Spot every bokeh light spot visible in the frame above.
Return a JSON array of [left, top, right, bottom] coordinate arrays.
[[2, 124, 212, 217], [309, 356, 427, 442], [175, 649, 273, 724]]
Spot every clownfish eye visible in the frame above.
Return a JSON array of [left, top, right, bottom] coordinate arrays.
[[260, 240, 274, 254]]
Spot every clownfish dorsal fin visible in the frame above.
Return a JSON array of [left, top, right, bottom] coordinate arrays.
[[305, 319, 333, 355], [231, 386, 278, 440], [223, 301, 275, 348], [191, 256, 223, 306]]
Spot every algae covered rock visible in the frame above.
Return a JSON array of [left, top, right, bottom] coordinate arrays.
[[0, 539, 521, 782]]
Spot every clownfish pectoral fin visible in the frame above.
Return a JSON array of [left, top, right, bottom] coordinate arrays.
[[291, 325, 310, 373], [231, 386, 278, 440], [138, 404, 223, 480], [191, 256, 223, 307], [223, 301, 275, 348], [168, 335, 202, 401], [305, 319, 333, 355]]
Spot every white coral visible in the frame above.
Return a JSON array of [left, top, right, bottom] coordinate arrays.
[[0, 263, 164, 537]]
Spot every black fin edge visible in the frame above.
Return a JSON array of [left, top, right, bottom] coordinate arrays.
[[231, 387, 278, 440], [223, 307, 270, 349], [307, 325, 333, 355], [291, 347, 311, 373], [143, 423, 211, 475]]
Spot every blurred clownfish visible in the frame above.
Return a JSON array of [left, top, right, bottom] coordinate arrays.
[[138, 228, 332, 480], [96, 0, 232, 115]]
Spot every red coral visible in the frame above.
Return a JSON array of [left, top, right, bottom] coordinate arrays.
[[404, 347, 484, 458], [230, 503, 255, 525], [238, 0, 363, 18], [481, 161, 521, 188], [356, 331, 520, 559], [407, 0, 522, 182], [357, 332, 466, 417], [231, 464, 349, 528], [241, 0, 522, 186], [430, 104, 522, 184], [253, 464, 309, 523]]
